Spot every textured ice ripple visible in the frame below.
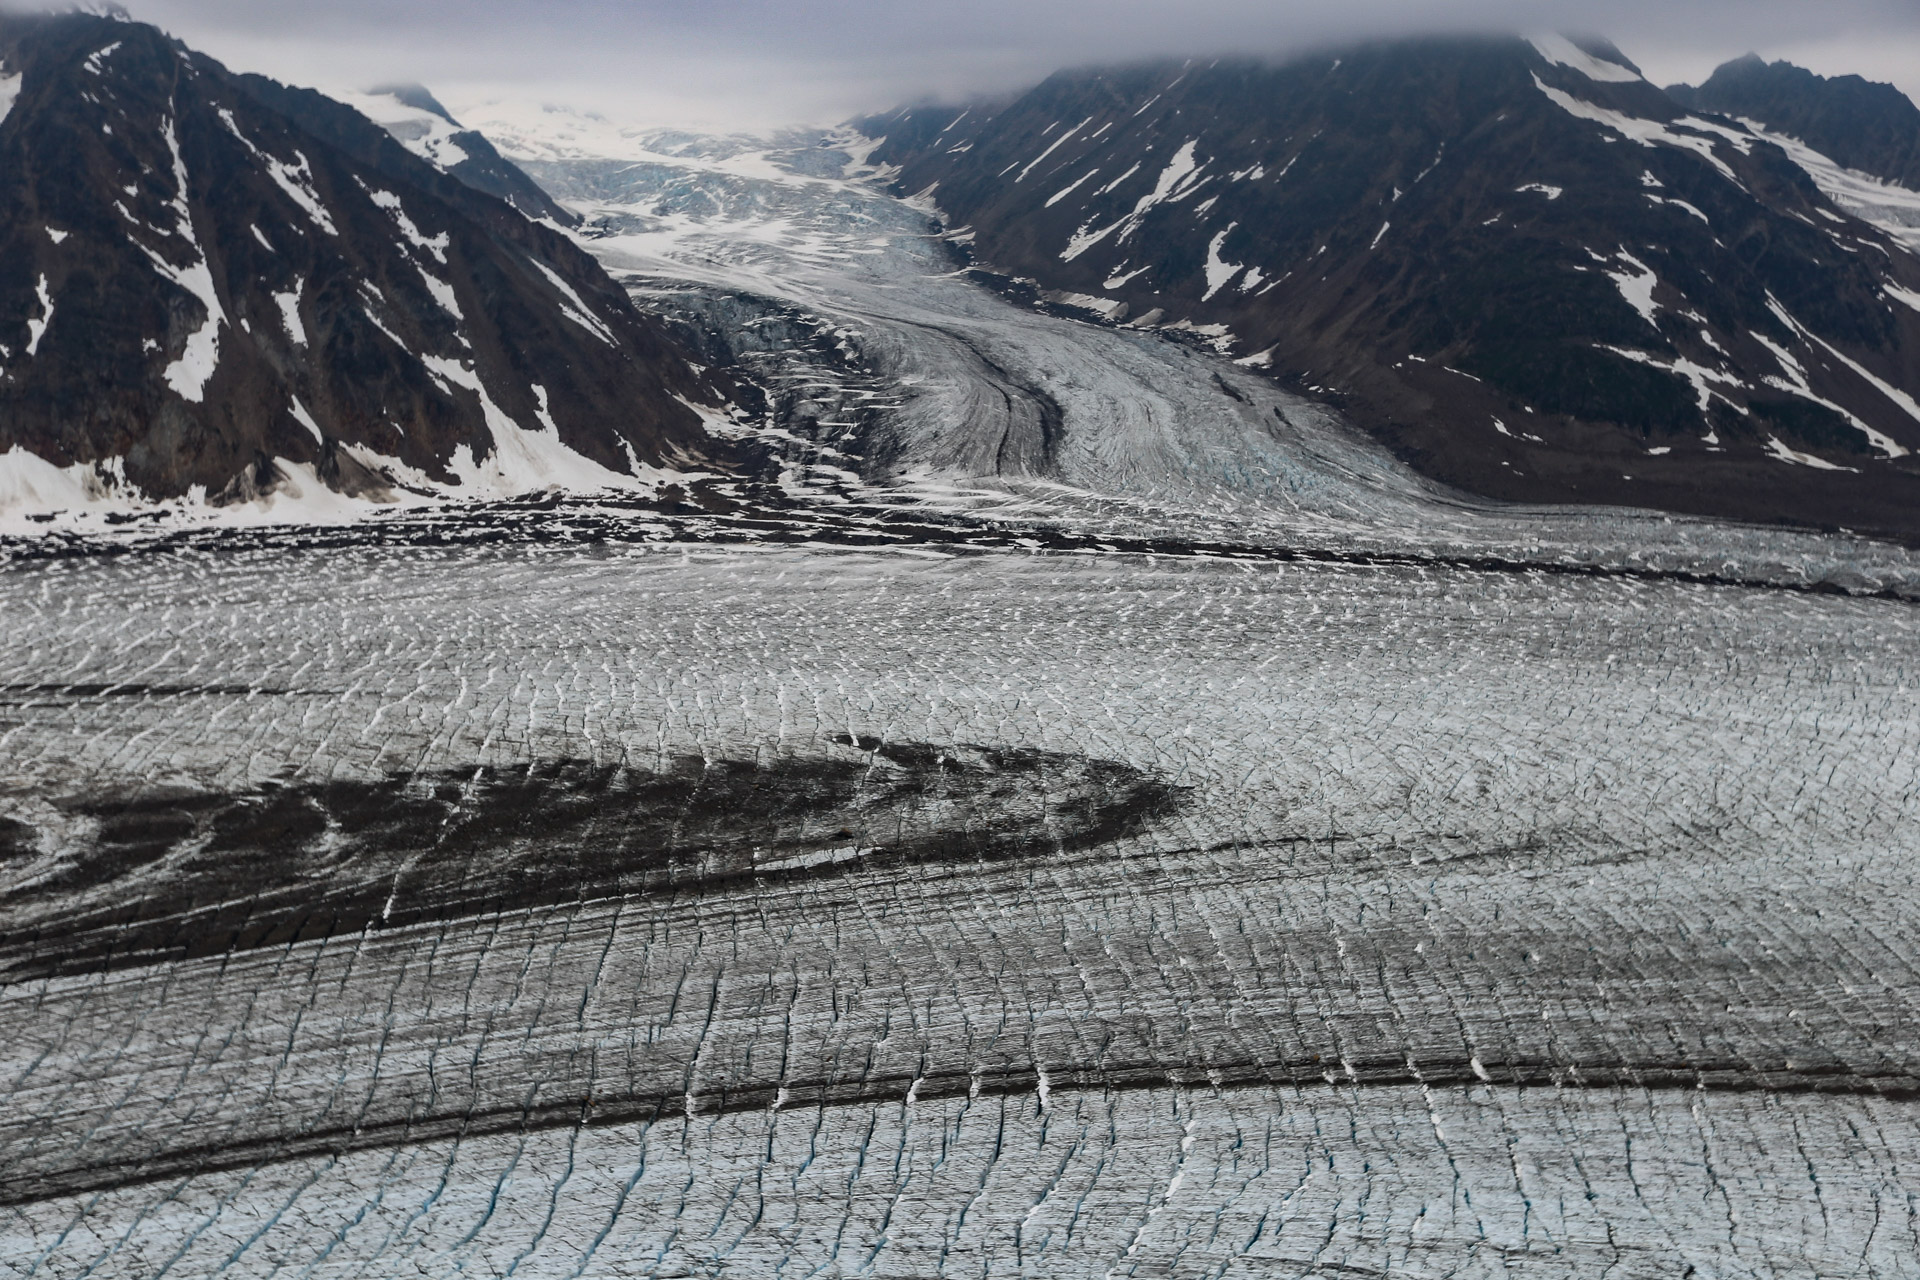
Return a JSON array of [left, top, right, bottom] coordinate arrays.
[[0, 543, 1917, 1274], [9, 1084, 1920, 1279]]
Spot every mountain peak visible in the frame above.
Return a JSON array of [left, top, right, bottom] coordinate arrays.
[[1672, 53, 1920, 189], [368, 82, 457, 125], [0, 10, 736, 521], [327, 83, 579, 225]]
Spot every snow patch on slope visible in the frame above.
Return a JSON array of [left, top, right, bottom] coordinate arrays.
[[1763, 435, 1852, 470], [81, 41, 121, 76], [1045, 170, 1099, 208], [273, 283, 307, 346], [1532, 76, 1743, 184], [1602, 345, 1744, 413], [1202, 224, 1242, 299], [1607, 251, 1661, 329], [366, 189, 450, 263], [216, 109, 337, 236], [1016, 116, 1094, 183], [147, 115, 228, 403], [529, 260, 617, 347], [0, 449, 136, 528], [1749, 319, 1906, 458], [425, 354, 642, 496], [289, 398, 323, 444], [0, 71, 21, 127], [24, 276, 52, 356], [1063, 140, 1205, 262]]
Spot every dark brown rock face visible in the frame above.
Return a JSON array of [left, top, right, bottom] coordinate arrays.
[[861, 38, 1920, 539], [0, 11, 738, 503]]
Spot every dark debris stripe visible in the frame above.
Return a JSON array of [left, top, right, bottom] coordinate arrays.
[[8, 1054, 1917, 1207], [2, 488, 1915, 602]]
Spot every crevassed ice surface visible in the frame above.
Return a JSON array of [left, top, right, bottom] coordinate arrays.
[[1, 543, 1919, 1277], [7, 116, 1920, 1280]]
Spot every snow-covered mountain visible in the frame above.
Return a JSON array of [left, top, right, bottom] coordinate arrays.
[[0, 10, 739, 526], [1669, 56, 1920, 255], [330, 84, 579, 228], [859, 37, 1920, 538]]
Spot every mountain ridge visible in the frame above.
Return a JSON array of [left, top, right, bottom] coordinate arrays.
[[1670, 55, 1920, 191], [858, 35, 1920, 538], [0, 9, 739, 520]]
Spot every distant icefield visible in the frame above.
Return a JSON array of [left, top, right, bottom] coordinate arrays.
[[5, 125, 1920, 1278]]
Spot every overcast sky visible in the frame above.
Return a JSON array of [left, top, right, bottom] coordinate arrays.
[[123, 0, 1920, 131]]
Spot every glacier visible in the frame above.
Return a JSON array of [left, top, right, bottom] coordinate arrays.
[[4, 111, 1920, 1280]]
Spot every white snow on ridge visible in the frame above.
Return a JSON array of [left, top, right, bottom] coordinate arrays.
[[337, 91, 471, 170], [0, 71, 21, 128], [1528, 35, 1642, 83]]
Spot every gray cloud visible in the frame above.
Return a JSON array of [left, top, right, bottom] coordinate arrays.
[[121, 0, 1920, 130]]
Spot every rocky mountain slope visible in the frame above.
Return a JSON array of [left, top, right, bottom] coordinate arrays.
[[860, 37, 1920, 538], [0, 10, 736, 517], [1671, 56, 1920, 190], [336, 83, 579, 227]]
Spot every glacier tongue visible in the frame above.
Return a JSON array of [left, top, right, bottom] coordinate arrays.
[[472, 116, 1920, 583]]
